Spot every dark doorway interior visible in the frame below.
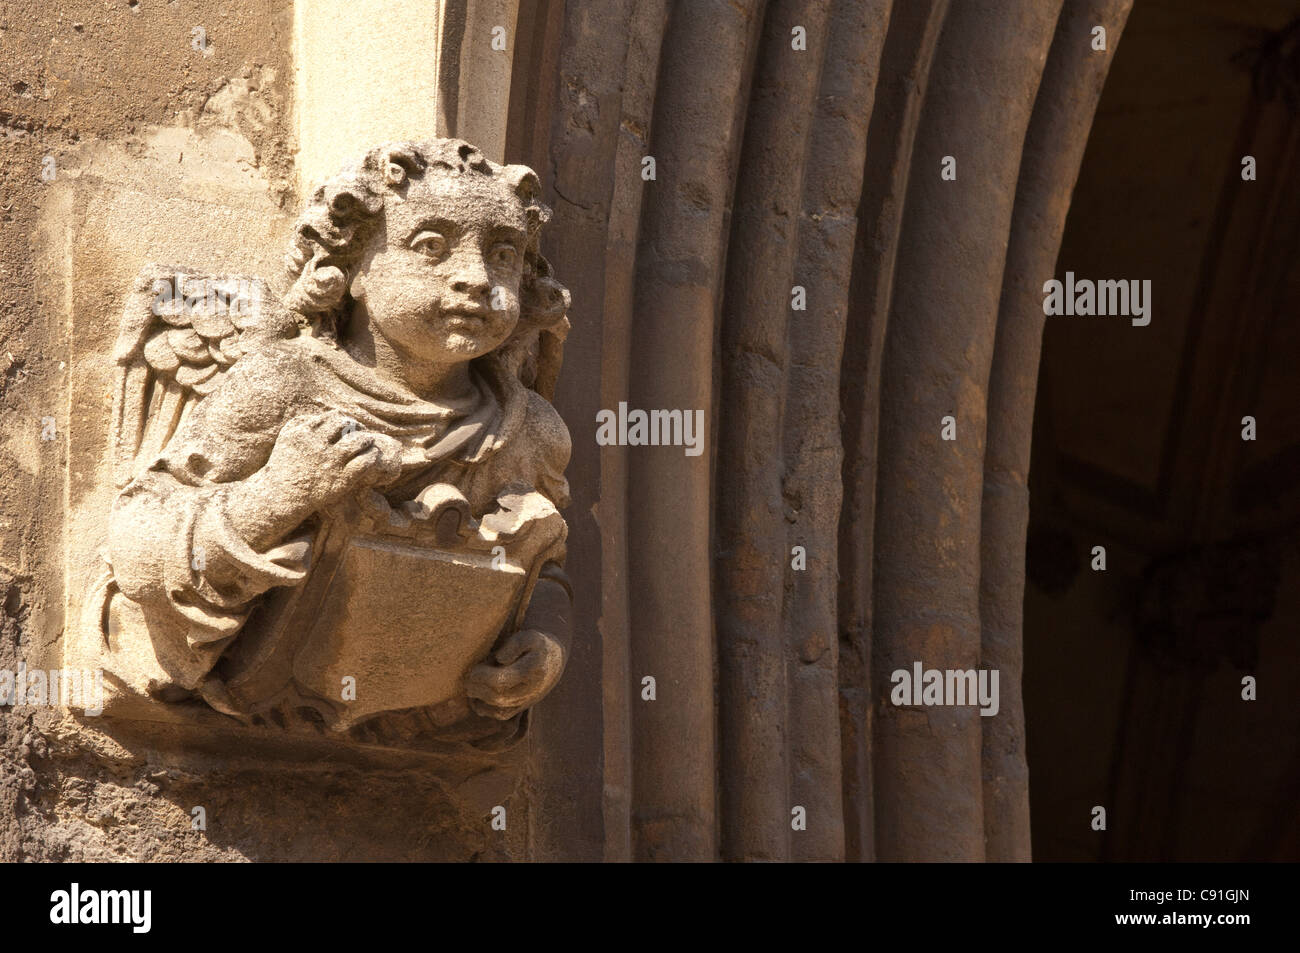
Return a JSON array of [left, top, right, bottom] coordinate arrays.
[[1024, 0, 1300, 861]]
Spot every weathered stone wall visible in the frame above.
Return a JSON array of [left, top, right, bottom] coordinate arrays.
[[1, 0, 527, 862]]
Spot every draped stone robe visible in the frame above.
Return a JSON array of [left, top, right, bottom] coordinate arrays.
[[105, 333, 572, 704]]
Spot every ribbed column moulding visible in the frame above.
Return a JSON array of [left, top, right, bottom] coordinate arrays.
[[628, 0, 766, 861], [837, 0, 949, 863], [871, 0, 1062, 862], [716, 0, 832, 864], [981, 0, 1135, 863], [780, 0, 892, 863]]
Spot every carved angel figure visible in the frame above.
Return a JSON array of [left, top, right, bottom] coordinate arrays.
[[86, 139, 573, 747]]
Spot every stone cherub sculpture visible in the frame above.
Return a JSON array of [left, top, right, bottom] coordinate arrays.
[[84, 139, 573, 749]]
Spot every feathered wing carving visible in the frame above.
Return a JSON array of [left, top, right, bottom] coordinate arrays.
[[110, 264, 296, 487]]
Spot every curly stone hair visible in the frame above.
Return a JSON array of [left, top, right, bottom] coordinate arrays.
[[280, 138, 570, 396]]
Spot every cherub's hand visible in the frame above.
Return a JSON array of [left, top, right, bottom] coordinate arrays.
[[463, 628, 567, 720], [235, 410, 404, 547]]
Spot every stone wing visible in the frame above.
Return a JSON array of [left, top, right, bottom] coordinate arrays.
[[109, 263, 296, 488]]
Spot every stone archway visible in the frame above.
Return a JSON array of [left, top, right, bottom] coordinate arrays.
[[512, 0, 1134, 861]]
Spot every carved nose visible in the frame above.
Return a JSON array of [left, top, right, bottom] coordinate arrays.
[[450, 255, 491, 295]]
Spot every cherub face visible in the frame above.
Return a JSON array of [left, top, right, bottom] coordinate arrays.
[[349, 170, 529, 364]]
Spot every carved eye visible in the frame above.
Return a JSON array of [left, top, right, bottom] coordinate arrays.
[[410, 231, 448, 260], [489, 243, 519, 269]]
